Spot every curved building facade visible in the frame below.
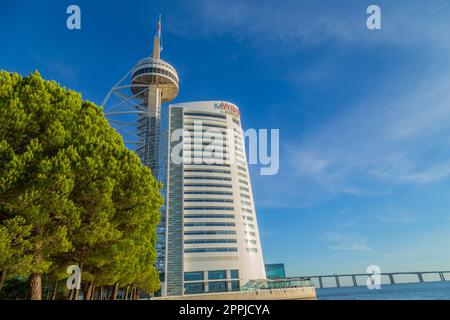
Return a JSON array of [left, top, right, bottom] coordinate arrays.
[[164, 101, 266, 296]]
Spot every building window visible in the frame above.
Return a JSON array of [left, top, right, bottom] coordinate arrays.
[[184, 199, 234, 203], [184, 183, 232, 188], [237, 165, 247, 172], [184, 239, 237, 244], [185, 163, 230, 167], [208, 281, 227, 293], [184, 176, 232, 181], [238, 172, 248, 178], [184, 128, 227, 134], [231, 280, 240, 291], [184, 207, 235, 211], [185, 191, 233, 196], [184, 282, 205, 294], [184, 112, 226, 120], [264, 264, 286, 279], [184, 230, 236, 236], [184, 271, 204, 282], [184, 214, 235, 219], [185, 122, 228, 129], [208, 270, 227, 280], [230, 270, 239, 279], [185, 169, 232, 174], [184, 222, 236, 227], [184, 247, 238, 253]]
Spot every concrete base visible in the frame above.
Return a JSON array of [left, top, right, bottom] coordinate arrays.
[[153, 287, 317, 300]]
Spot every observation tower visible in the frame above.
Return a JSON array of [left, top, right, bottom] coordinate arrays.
[[103, 15, 179, 177], [102, 16, 178, 275]]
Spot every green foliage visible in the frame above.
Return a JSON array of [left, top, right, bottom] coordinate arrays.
[[0, 216, 33, 284], [0, 71, 163, 298], [0, 278, 28, 300]]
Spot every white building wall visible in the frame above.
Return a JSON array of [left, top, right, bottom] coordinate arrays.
[[166, 101, 266, 295]]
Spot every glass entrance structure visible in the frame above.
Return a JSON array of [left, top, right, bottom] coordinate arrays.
[[242, 278, 314, 291]]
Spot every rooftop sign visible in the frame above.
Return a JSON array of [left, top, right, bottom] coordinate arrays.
[[214, 102, 240, 118]]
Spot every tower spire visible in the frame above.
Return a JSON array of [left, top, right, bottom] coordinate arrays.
[[153, 15, 162, 60]]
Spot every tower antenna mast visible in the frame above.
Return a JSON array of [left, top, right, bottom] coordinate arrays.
[[153, 14, 163, 59]]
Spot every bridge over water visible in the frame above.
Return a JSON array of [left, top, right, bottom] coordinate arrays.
[[298, 271, 450, 289]]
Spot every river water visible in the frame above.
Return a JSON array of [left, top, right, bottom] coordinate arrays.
[[316, 281, 450, 300]]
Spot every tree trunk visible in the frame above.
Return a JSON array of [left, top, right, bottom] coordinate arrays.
[[91, 286, 95, 300], [91, 284, 96, 300], [132, 286, 138, 300], [130, 286, 135, 300], [51, 280, 58, 300], [0, 269, 7, 291], [29, 273, 42, 300], [111, 282, 119, 300], [85, 282, 94, 300], [99, 286, 104, 300], [124, 285, 130, 300]]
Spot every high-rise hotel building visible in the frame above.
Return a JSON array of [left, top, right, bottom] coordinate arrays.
[[164, 101, 266, 296], [104, 18, 266, 297]]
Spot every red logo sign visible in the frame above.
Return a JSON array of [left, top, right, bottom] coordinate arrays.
[[214, 102, 240, 118]]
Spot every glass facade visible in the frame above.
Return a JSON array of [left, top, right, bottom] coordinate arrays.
[[132, 66, 178, 83], [184, 271, 204, 282], [242, 278, 313, 291], [208, 270, 226, 280], [265, 264, 286, 279], [209, 281, 227, 293], [185, 282, 204, 294], [182, 269, 241, 295]]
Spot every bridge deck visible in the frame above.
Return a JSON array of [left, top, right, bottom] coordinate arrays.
[[296, 271, 450, 289]]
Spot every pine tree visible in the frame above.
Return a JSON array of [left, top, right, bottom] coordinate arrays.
[[0, 71, 163, 299], [0, 216, 33, 290]]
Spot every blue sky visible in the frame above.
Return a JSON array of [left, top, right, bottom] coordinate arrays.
[[1, 0, 450, 278]]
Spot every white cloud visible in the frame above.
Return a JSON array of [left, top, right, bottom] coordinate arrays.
[[377, 213, 417, 224], [397, 163, 450, 184], [321, 217, 372, 252], [169, 0, 450, 53], [322, 231, 373, 252], [291, 68, 450, 184], [251, 62, 450, 208]]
